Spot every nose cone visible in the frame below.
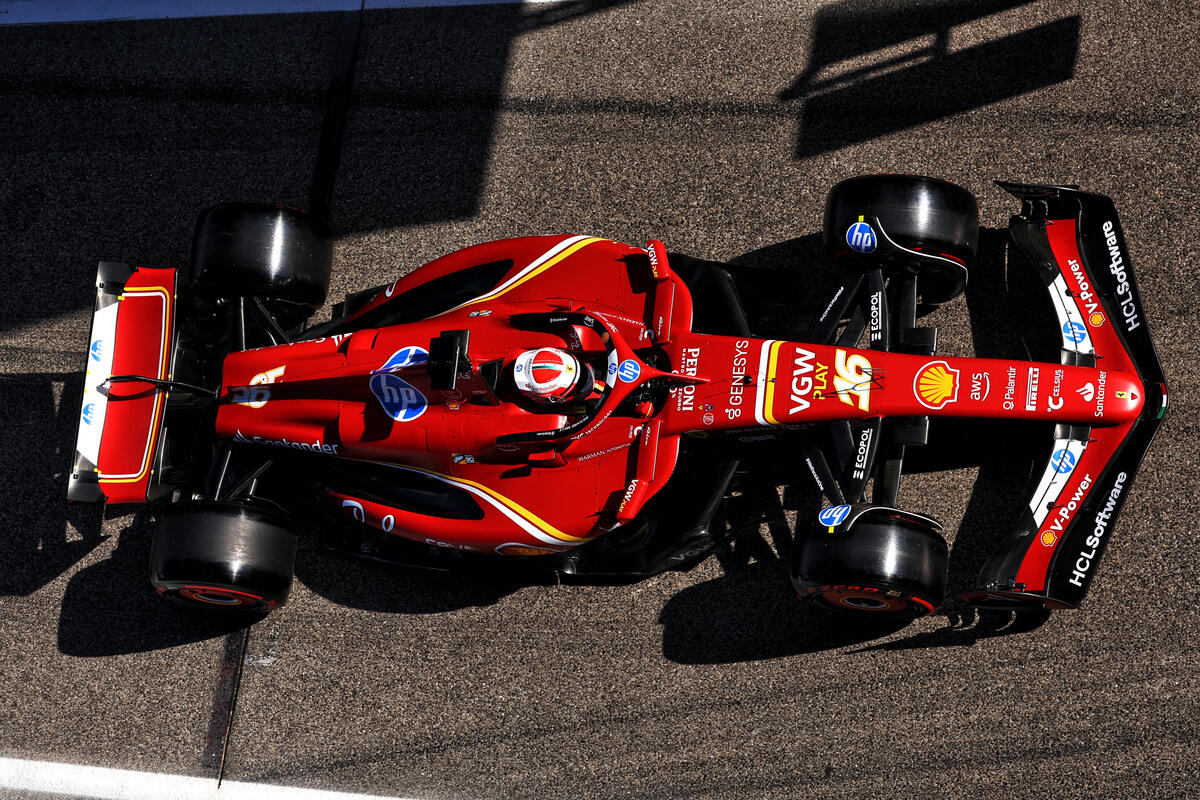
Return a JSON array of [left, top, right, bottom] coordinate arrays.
[[1103, 370, 1144, 424]]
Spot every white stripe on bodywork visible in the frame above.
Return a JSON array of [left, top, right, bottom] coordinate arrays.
[[97, 288, 170, 480], [445, 234, 591, 313], [385, 464, 571, 548], [1048, 274, 1095, 356], [753, 340, 776, 426], [1027, 438, 1088, 526]]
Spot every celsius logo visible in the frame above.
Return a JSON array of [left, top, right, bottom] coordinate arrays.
[[89, 340, 104, 362], [82, 403, 95, 425], [818, 504, 852, 527], [1052, 448, 1077, 474], [846, 221, 876, 253], [1062, 321, 1087, 344], [1078, 383, 1096, 402], [370, 374, 428, 422], [373, 346, 429, 374], [617, 359, 641, 383]]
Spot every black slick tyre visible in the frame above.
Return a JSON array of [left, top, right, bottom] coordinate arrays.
[[150, 501, 298, 612], [823, 174, 979, 306], [191, 202, 332, 322], [792, 506, 948, 619]]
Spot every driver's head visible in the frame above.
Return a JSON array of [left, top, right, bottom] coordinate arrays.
[[513, 347, 589, 404]]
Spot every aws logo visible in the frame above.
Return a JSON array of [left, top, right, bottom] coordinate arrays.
[[914, 360, 959, 410]]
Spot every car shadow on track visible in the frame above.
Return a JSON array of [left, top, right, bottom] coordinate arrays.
[[57, 513, 256, 657], [0, 372, 107, 599], [292, 547, 547, 615]]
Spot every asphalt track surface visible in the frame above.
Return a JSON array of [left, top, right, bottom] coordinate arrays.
[[2, 1, 1198, 798]]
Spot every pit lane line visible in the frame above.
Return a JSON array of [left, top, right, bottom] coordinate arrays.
[[0, 757, 420, 800], [0, 0, 564, 25]]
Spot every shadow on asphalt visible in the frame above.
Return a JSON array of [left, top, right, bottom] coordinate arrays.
[[57, 515, 255, 657], [779, 0, 1080, 158], [0, 372, 106, 598]]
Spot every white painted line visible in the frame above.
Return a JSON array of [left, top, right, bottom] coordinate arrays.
[[0, 0, 565, 25], [0, 757, 421, 800]]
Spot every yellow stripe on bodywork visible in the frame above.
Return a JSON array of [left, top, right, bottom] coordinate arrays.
[[456, 236, 605, 310], [760, 340, 786, 426], [99, 286, 173, 485], [394, 463, 591, 544]]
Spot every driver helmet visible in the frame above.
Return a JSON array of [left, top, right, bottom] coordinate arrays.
[[513, 347, 590, 403]]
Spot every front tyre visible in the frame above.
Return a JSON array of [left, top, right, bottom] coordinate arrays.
[[823, 174, 979, 306], [150, 501, 298, 612], [792, 505, 948, 619]]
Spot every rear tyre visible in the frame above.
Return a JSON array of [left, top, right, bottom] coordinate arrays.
[[191, 203, 332, 325], [792, 506, 948, 619], [823, 174, 979, 306], [150, 501, 298, 612]]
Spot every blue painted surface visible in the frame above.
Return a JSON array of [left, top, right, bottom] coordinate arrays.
[[0, 0, 554, 25]]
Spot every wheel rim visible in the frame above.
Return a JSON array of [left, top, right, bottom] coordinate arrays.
[[807, 586, 935, 616], [171, 585, 266, 609]]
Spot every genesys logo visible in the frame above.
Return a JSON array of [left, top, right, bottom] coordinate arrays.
[[89, 340, 104, 362]]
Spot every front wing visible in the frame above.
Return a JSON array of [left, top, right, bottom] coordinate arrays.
[[963, 184, 1168, 609]]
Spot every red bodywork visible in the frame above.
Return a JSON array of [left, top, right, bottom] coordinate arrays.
[[213, 235, 1145, 568]]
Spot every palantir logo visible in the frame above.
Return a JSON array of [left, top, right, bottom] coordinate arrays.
[[1062, 320, 1087, 344], [1051, 448, 1076, 474], [373, 346, 429, 374], [370, 374, 428, 422], [846, 221, 876, 253], [817, 504, 852, 527], [89, 340, 104, 362]]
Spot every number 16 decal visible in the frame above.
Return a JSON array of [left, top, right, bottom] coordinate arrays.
[[833, 350, 872, 411]]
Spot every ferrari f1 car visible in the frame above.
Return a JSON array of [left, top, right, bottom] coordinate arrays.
[[68, 175, 1167, 619]]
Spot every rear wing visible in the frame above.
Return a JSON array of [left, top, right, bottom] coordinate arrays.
[[67, 262, 180, 504], [963, 184, 1168, 609]]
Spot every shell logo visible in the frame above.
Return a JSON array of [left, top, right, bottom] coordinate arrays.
[[913, 360, 960, 409], [1089, 311, 1105, 327], [1040, 530, 1059, 547]]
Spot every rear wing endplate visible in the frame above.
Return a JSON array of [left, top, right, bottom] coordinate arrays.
[[68, 262, 179, 504]]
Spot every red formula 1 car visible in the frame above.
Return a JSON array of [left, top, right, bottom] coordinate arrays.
[[68, 176, 1167, 619]]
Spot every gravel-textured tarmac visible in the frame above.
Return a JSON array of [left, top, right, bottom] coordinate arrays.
[[1, 2, 1197, 798]]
